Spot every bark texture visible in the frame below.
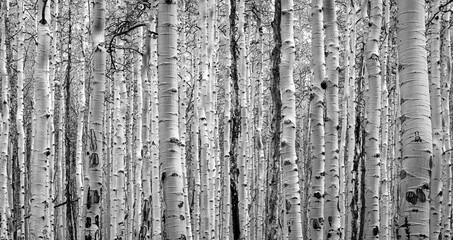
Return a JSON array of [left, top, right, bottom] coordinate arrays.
[[397, 0, 432, 238]]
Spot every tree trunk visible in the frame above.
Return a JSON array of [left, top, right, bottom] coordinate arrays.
[[280, 1, 303, 239], [267, 0, 282, 239], [29, 0, 51, 239], [344, 2, 356, 238], [0, 1, 10, 238], [222, 0, 232, 238], [157, 0, 188, 238], [309, 0, 326, 238], [364, 0, 382, 238], [379, 1, 390, 239], [15, 0, 26, 237], [428, 0, 443, 238], [397, 0, 432, 238], [323, 0, 341, 238], [440, 5, 452, 238], [84, 0, 106, 238]]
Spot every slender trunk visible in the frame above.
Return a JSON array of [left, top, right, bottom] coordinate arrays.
[[229, 0, 242, 238], [345, 2, 356, 238], [76, 0, 89, 237], [280, 1, 303, 239], [150, 8, 161, 240], [133, 26, 143, 240], [323, 0, 341, 238], [179, 4, 192, 236], [237, 1, 249, 239], [113, 39, 127, 239], [84, 0, 105, 238], [16, 0, 26, 237], [0, 1, 10, 238], [140, 13, 152, 240], [255, 7, 265, 240], [428, 0, 443, 238], [198, 2, 211, 239], [266, 1, 282, 239], [190, 50, 200, 240], [364, 0, 382, 238], [30, 0, 51, 239], [379, 1, 390, 239], [222, 0, 232, 238], [397, 0, 432, 238], [309, 0, 326, 238], [158, 1, 188, 238], [440, 5, 452, 238]]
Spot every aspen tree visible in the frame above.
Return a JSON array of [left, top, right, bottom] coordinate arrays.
[[323, 0, 341, 237], [112, 39, 127, 239], [339, 0, 350, 232], [440, 4, 452, 238], [222, 0, 232, 238], [379, 1, 390, 238], [133, 26, 143, 239], [428, 0, 443, 238], [48, 1, 60, 234], [191, 50, 201, 240], [158, 0, 188, 238], [280, 1, 303, 239], [64, 11, 77, 237], [16, 0, 26, 237], [344, 2, 356, 238], [309, 0, 326, 238], [229, 0, 242, 238], [397, 0, 432, 238], [267, 0, 282, 239], [179, 2, 192, 235], [207, 2, 218, 238], [364, 0, 382, 238], [141, 14, 152, 240], [29, 0, 51, 238], [84, 0, 106, 238], [125, 37, 134, 240], [76, 1, 89, 237], [237, 0, 249, 238], [198, 2, 211, 239], [255, 7, 265, 240], [150, 7, 161, 240], [49, 1, 61, 237], [0, 2, 9, 238]]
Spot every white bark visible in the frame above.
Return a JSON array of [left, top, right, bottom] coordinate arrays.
[[397, 0, 432, 238]]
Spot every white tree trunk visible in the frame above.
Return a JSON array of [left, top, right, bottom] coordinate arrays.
[[323, 0, 341, 238], [428, 0, 443, 238], [84, 0, 106, 238], [397, 0, 432, 238], [280, 1, 303, 239], [309, 0, 326, 238], [364, 0, 382, 238], [158, 0, 188, 238]]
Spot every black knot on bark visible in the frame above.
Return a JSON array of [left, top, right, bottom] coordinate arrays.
[[406, 191, 417, 205], [313, 218, 321, 229], [286, 199, 291, 211], [416, 188, 426, 203], [373, 226, 379, 236], [321, 81, 327, 89], [314, 192, 322, 199]]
